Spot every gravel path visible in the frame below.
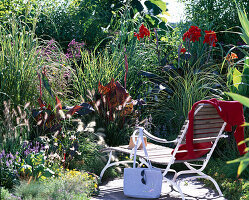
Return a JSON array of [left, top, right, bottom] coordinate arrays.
[[91, 175, 227, 200]]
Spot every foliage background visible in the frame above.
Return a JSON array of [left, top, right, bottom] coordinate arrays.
[[181, 0, 249, 45]]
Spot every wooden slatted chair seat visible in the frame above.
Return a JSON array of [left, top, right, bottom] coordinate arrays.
[[100, 143, 206, 165]]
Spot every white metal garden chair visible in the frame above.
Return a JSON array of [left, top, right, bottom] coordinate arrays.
[[100, 103, 228, 200]]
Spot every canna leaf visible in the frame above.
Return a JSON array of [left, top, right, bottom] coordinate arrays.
[[242, 58, 249, 95], [56, 96, 62, 110], [238, 138, 249, 145], [144, 1, 162, 16], [66, 103, 94, 116], [232, 68, 242, 90], [149, 0, 167, 11], [238, 160, 249, 177], [226, 93, 249, 108], [242, 122, 249, 126], [236, 5, 249, 44]]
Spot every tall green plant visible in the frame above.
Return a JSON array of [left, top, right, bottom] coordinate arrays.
[[226, 3, 249, 120], [72, 49, 124, 100], [74, 6, 159, 100], [149, 68, 226, 138], [106, 6, 160, 98], [0, 18, 73, 106], [227, 93, 249, 177], [0, 19, 39, 106], [237, 5, 249, 45]]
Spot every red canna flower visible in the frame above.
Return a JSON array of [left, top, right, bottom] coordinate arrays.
[[134, 32, 141, 41], [134, 24, 150, 41], [180, 48, 187, 54], [139, 24, 150, 38], [183, 26, 201, 42], [203, 30, 218, 47], [183, 31, 191, 41]]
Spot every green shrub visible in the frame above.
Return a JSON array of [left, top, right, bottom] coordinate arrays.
[[13, 169, 98, 200], [204, 158, 249, 200], [35, 0, 116, 49], [0, 187, 17, 200]]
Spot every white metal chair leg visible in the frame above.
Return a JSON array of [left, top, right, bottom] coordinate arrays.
[[183, 162, 223, 196], [164, 177, 185, 200], [197, 171, 223, 196], [181, 174, 223, 197], [100, 151, 113, 181], [99, 151, 138, 181]]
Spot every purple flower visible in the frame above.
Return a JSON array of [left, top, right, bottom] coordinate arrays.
[[63, 72, 70, 78], [0, 150, 4, 159], [40, 144, 45, 151], [66, 39, 85, 59], [8, 159, 13, 166], [6, 160, 10, 167], [48, 39, 55, 45], [9, 153, 14, 160], [2, 149, 5, 156], [24, 149, 30, 156], [34, 147, 39, 153], [22, 141, 28, 148]]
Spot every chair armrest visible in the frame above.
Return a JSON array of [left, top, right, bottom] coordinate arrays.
[[142, 128, 177, 144]]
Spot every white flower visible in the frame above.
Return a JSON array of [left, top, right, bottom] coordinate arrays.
[[53, 153, 60, 159], [70, 146, 75, 151], [77, 122, 84, 132], [59, 110, 65, 119], [70, 135, 76, 140]]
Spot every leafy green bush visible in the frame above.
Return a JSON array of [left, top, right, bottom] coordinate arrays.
[[35, 0, 169, 50], [0, 187, 16, 200], [36, 0, 109, 49], [204, 158, 249, 200], [13, 169, 98, 200]]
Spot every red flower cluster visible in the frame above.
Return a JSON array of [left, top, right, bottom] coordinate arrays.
[[182, 26, 201, 42], [134, 24, 150, 41], [203, 30, 218, 47], [180, 48, 187, 54]]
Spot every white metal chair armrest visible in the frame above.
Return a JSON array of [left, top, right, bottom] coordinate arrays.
[[141, 128, 177, 144]]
